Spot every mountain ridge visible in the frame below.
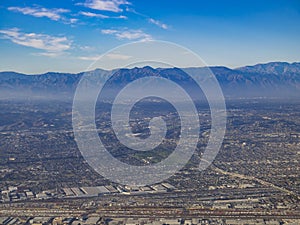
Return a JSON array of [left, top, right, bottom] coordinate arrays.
[[2, 61, 300, 76], [0, 62, 299, 99]]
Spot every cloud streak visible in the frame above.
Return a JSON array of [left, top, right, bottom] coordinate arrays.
[[106, 53, 131, 60], [78, 53, 131, 61], [0, 28, 71, 55], [78, 55, 101, 61], [125, 8, 169, 30], [8, 6, 69, 21], [82, 0, 130, 13], [79, 11, 127, 19], [101, 29, 152, 41], [79, 11, 109, 18], [34, 52, 66, 57], [148, 18, 168, 30]]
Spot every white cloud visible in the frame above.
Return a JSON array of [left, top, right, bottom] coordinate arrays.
[[101, 29, 152, 41], [78, 53, 131, 61], [69, 18, 79, 24], [148, 18, 168, 30], [118, 15, 127, 19], [79, 11, 109, 18], [124, 8, 170, 30], [79, 11, 127, 19], [82, 0, 130, 12], [0, 28, 71, 55], [79, 45, 96, 51], [106, 53, 131, 60], [8, 6, 69, 21], [33, 52, 65, 57], [101, 29, 118, 34], [115, 30, 152, 41], [78, 55, 101, 61]]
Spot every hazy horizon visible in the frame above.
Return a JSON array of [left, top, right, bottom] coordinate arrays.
[[1, 60, 300, 75]]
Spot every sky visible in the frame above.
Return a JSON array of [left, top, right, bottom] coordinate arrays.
[[0, 0, 300, 74]]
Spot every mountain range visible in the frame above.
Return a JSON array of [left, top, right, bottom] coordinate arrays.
[[0, 62, 299, 100]]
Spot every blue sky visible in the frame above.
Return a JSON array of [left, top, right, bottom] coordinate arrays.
[[0, 0, 300, 74]]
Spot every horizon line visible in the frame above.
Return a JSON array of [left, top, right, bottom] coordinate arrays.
[[0, 61, 299, 75]]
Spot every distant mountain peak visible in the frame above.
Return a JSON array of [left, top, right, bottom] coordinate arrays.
[[236, 61, 300, 75]]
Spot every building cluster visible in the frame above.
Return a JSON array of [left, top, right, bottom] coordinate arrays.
[[1, 216, 300, 225], [0, 183, 176, 203]]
